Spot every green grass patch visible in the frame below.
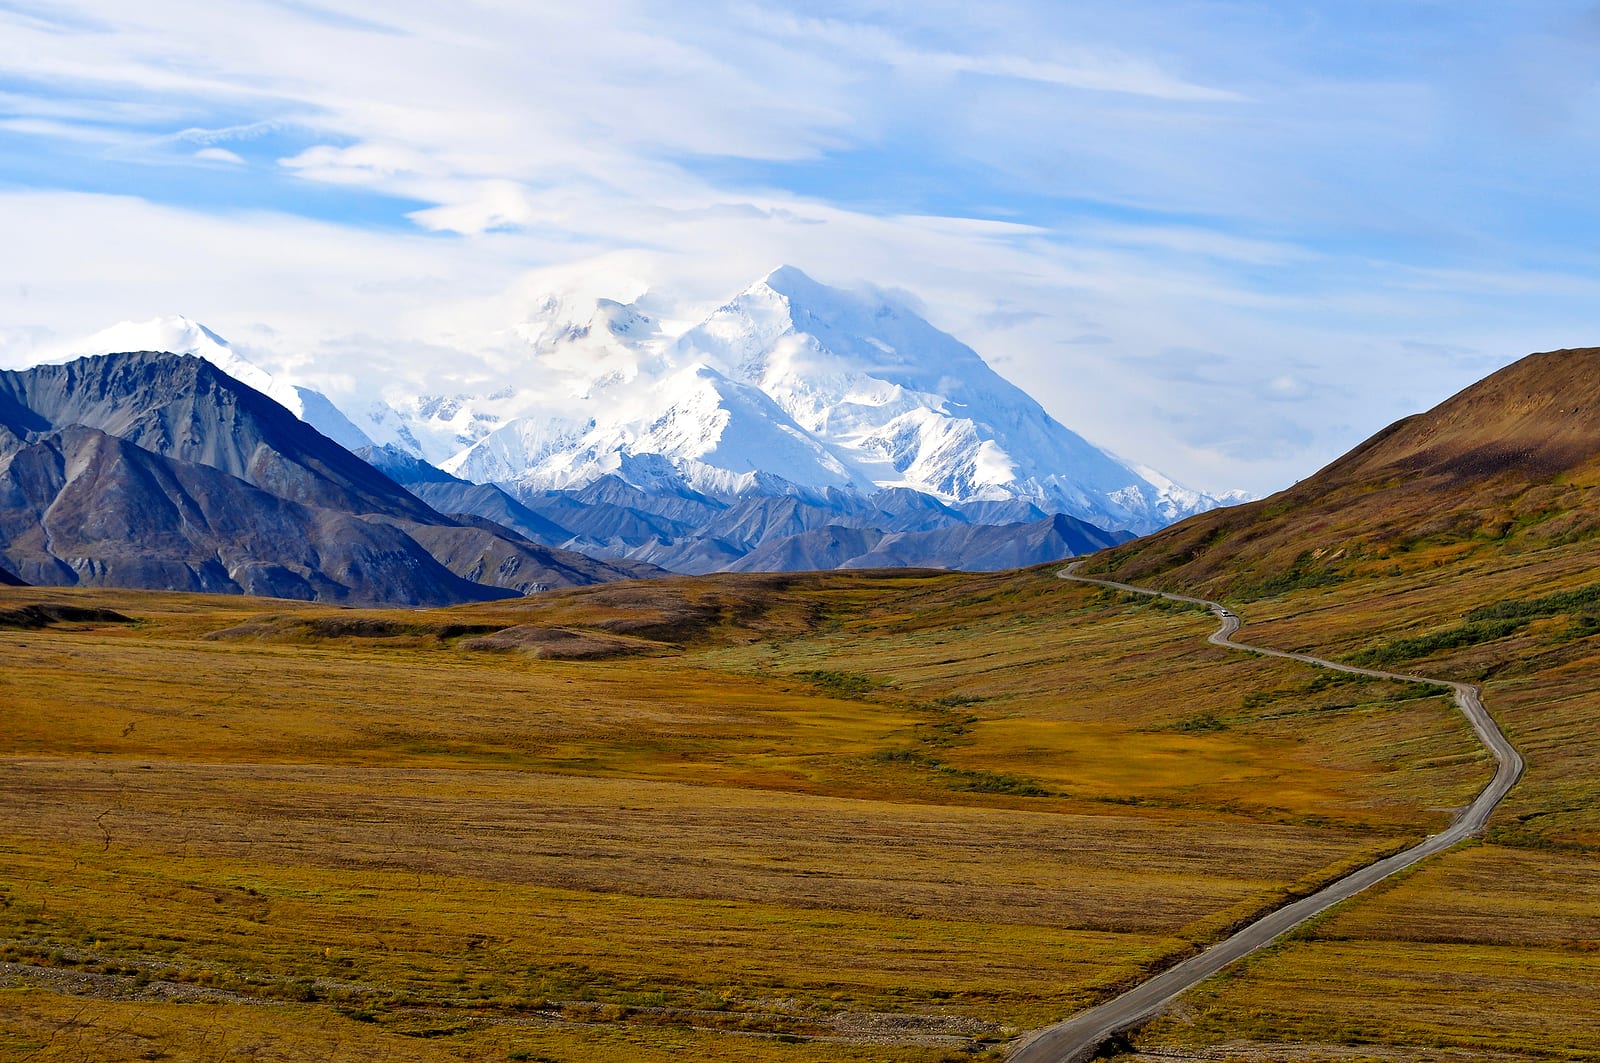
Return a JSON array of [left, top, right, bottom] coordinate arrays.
[[794, 669, 883, 699], [1465, 582, 1600, 623], [1232, 552, 1346, 602], [1347, 618, 1524, 667], [871, 749, 1054, 796]]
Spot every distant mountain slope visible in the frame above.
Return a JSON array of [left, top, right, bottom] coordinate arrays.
[[371, 447, 1131, 576], [0, 563, 25, 586], [0, 353, 657, 604], [359, 443, 577, 547], [728, 512, 1127, 573], [855, 513, 1129, 571], [1088, 347, 1600, 596]]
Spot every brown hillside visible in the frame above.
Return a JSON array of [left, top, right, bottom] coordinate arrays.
[[1091, 347, 1600, 595], [1081, 364, 1600, 1059]]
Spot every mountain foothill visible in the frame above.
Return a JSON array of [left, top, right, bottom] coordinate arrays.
[[1091, 346, 1600, 598]]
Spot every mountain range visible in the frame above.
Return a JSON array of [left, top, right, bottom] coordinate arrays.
[[365, 267, 1237, 537], [359, 441, 1127, 575], [15, 267, 1239, 592], [0, 353, 653, 605]]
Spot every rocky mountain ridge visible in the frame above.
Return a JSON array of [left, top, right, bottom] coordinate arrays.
[[0, 352, 654, 605], [362, 444, 1130, 574]]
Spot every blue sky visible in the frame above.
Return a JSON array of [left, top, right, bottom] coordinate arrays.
[[3, 0, 1599, 495]]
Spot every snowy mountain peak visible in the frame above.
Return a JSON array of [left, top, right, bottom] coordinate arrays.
[[708, 266, 990, 385], [755, 264, 827, 301], [516, 293, 656, 351], [418, 268, 1233, 534], [593, 297, 653, 337], [505, 293, 668, 400]]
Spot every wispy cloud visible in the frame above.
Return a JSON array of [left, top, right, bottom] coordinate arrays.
[[753, 11, 1243, 101]]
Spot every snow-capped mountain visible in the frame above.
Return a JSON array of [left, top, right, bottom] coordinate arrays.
[[416, 267, 1232, 535], [61, 317, 375, 452], [444, 360, 874, 497], [50, 272, 1238, 545], [677, 266, 1219, 532]]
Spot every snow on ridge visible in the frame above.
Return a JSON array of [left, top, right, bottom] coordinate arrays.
[[65, 316, 297, 412]]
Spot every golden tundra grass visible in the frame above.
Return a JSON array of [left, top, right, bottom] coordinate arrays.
[[0, 568, 1492, 1060], [1132, 843, 1600, 1062]]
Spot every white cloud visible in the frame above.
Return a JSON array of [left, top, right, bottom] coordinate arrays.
[[945, 51, 1244, 101], [0, 117, 130, 145], [279, 141, 443, 184], [749, 10, 1242, 101], [407, 180, 541, 235], [193, 146, 245, 164]]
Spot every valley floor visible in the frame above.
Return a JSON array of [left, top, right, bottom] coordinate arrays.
[[0, 565, 1588, 1061]]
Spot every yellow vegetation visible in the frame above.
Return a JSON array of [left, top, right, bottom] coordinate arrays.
[[0, 568, 1497, 1059]]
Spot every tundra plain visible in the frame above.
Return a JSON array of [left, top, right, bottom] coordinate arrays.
[[0, 565, 1498, 1062]]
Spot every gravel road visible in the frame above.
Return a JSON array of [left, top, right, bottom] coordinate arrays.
[[1007, 565, 1525, 1063]]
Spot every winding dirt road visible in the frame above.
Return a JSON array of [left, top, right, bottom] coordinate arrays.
[[1008, 564, 1525, 1063]]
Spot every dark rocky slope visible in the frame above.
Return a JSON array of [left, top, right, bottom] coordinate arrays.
[[0, 353, 657, 604]]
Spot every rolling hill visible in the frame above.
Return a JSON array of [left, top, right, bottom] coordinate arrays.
[[1089, 347, 1600, 597], [1075, 346, 1600, 1060]]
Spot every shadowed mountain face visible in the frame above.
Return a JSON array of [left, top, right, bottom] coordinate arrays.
[[0, 425, 502, 604], [0, 353, 435, 520], [363, 443, 1132, 575], [0, 353, 657, 605], [1090, 347, 1600, 594], [0, 563, 25, 586], [726, 513, 1126, 573]]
